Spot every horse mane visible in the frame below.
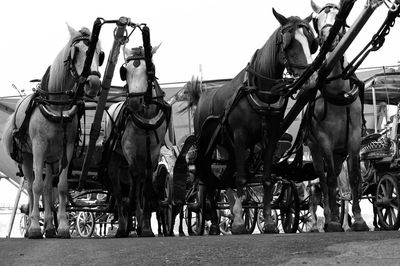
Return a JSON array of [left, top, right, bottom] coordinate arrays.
[[48, 27, 92, 93]]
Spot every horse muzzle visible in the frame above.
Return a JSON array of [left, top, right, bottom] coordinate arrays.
[[84, 71, 102, 98]]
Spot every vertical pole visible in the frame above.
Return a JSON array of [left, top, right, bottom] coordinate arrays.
[[372, 86, 377, 133], [6, 177, 24, 238]]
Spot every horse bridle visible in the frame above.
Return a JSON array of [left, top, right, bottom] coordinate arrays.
[[66, 34, 104, 83], [277, 22, 318, 76], [313, 4, 346, 46]]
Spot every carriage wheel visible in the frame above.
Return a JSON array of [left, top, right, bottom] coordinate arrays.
[[68, 212, 78, 237], [243, 208, 258, 234], [339, 199, 353, 228], [76, 211, 95, 238], [161, 167, 175, 236], [217, 190, 258, 235], [376, 173, 400, 230], [280, 181, 300, 233], [297, 209, 313, 233], [217, 191, 232, 235], [256, 208, 278, 233], [19, 214, 29, 237], [185, 184, 207, 235]]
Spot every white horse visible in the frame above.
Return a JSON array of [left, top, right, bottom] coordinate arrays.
[[2, 25, 103, 238], [104, 45, 170, 237]]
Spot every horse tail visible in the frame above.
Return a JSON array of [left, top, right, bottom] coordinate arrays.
[[178, 76, 203, 114]]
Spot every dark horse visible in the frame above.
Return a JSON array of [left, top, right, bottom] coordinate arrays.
[[104, 45, 170, 237], [185, 9, 318, 234], [307, 0, 369, 232]]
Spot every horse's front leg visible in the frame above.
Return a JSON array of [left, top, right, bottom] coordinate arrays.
[[308, 182, 321, 232], [30, 144, 45, 238], [43, 163, 56, 238], [347, 153, 369, 231], [261, 128, 280, 234], [56, 142, 74, 238], [322, 153, 343, 232], [136, 173, 155, 237], [108, 156, 128, 237], [230, 132, 247, 234]]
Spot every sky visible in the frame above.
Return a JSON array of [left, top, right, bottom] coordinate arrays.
[[0, 0, 399, 97]]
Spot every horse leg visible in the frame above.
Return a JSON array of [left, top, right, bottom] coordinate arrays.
[[56, 144, 74, 238], [136, 176, 155, 237], [324, 154, 342, 232], [207, 189, 220, 235], [43, 163, 56, 238], [179, 206, 185, 236], [261, 128, 280, 234], [309, 183, 320, 232], [109, 156, 129, 237], [347, 153, 369, 231], [230, 133, 247, 234], [29, 144, 45, 239], [21, 154, 34, 238], [308, 144, 332, 232]]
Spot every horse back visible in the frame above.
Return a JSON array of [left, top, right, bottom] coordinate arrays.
[[195, 69, 246, 133]]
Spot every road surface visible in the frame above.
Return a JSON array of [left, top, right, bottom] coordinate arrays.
[[1, 230, 400, 265]]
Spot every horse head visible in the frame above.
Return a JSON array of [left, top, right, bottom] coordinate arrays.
[[120, 44, 161, 111], [311, 0, 346, 50], [65, 24, 104, 98], [271, 8, 318, 85]]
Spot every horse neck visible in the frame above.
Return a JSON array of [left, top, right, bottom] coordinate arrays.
[[325, 54, 351, 93], [48, 46, 76, 99], [252, 31, 285, 89]]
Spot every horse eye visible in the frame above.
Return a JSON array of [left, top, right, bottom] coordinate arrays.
[[325, 7, 331, 13]]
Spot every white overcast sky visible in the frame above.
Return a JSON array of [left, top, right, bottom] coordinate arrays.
[[0, 0, 399, 97]]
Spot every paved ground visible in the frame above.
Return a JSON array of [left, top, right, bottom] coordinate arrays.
[[1, 230, 400, 265]]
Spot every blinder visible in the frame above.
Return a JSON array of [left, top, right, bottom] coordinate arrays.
[[99, 51, 105, 66]]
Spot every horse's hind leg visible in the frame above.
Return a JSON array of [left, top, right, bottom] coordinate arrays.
[[43, 163, 56, 238], [21, 154, 35, 238]]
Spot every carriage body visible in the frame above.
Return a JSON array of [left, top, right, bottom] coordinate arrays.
[[354, 70, 400, 231]]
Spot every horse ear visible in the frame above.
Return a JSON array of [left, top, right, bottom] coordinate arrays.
[[66, 23, 79, 37], [304, 13, 313, 23], [152, 42, 162, 55], [272, 8, 288, 26], [311, 0, 322, 13]]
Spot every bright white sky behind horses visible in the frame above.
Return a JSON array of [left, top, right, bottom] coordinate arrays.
[[0, 0, 399, 97]]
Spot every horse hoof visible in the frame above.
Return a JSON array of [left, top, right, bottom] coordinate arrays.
[[231, 223, 246, 235], [325, 222, 343, 232], [57, 229, 71, 239], [179, 232, 186, 237], [115, 229, 128, 238], [139, 230, 155, 237], [262, 223, 279, 234], [209, 224, 221, 235], [28, 228, 43, 239], [45, 228, 57, 238], [351, 221, 369, 231]]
